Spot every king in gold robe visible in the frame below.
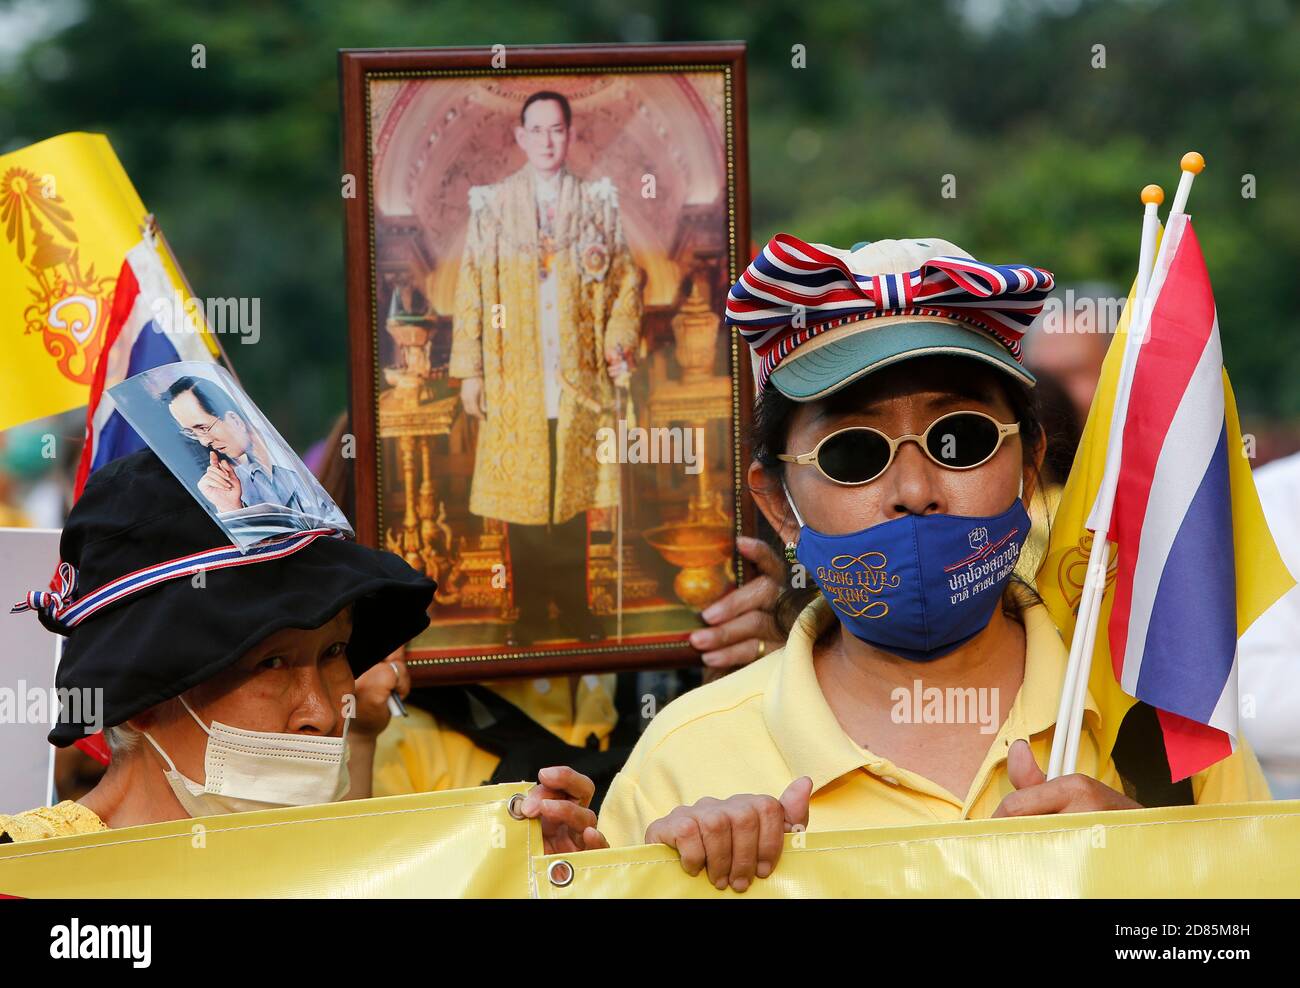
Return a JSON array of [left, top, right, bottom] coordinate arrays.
[[451, 165, 642, 527]]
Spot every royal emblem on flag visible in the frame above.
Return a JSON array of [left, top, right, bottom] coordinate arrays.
[[1055, 533, 1118, 613], [1, 166, 114, 385]]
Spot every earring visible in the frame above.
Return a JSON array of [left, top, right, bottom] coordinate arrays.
[[784, 541, 798, 564]]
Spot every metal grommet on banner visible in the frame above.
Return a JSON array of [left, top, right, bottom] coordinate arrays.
[[547, 859, 574, 888], [507, 793, 526, 820]]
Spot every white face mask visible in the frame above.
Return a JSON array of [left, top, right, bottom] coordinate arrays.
[[142, 696, 351, 818]]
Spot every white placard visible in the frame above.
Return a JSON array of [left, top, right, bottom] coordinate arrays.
[[0, 528, 62, 813]]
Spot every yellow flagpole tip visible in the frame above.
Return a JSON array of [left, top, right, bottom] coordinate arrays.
[[1181, 151, 1205, 174], [1141, 184, 1165, 205]]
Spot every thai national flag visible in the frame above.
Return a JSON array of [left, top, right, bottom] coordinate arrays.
[[67, 236, 215, 764], [1102, 215, 1243, 780], [73, 237, 215, 499]]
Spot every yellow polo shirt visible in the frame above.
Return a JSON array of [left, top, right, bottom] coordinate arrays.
[[598, 597, 1269, 846], [373, 675, 619, 795]]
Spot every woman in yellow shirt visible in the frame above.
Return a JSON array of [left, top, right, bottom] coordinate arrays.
[[595, 235, 1268, 891]]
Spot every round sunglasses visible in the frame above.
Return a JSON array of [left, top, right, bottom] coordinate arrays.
[[778, 410, 1021, 486]]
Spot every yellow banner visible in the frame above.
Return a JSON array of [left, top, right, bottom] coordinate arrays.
[[535, 800, 1300, 898], [0, 132, 214, 431], [0, 783, 538, 898], [8, 788, 1297, 897]]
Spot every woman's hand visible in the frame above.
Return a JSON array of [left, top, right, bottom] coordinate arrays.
[[992, 739, 1142, 817], [342, 650, 411, 800], [644, 776, 812, 893], [689, 536, 786, 677], [520, 766, 610, 855], [349, 650, 411, 740]]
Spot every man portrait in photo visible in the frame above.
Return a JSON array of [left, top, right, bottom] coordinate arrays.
[[163, 374, 338, 525], [451, 89, 643, 645]]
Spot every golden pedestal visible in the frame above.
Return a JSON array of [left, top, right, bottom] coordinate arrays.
[[378, 380, 466, 607]]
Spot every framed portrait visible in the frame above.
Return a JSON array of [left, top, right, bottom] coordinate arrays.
[[341, 42, 752, 681]]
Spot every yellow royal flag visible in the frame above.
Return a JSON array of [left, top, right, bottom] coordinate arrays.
[[1036, 272, 1294, 771], [0, 132, 213, 431]]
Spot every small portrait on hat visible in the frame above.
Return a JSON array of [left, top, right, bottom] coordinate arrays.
[[108, 361, 353, 549]]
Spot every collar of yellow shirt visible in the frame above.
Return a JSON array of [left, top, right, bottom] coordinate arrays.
[[765, 595, 1100, 807]]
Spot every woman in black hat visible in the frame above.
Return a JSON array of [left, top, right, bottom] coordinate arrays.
[[2, 450, 605, 854]]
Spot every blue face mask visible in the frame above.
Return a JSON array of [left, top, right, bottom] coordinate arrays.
[[785, 483, 1031, 662]]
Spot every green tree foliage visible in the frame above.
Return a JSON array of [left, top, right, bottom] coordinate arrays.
[[1, 0, 1295, 444]]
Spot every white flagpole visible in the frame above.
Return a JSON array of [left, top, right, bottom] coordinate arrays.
[[1046, 158, 1193, 778], [1056, 182, 1167, 775], [1049, 153, 1206, 779], [1045, 184, 1160, 779]]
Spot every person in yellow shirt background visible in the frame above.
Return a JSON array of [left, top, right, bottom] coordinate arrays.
[[594, 234, 1270, 892], [372, 671, 625, 801]]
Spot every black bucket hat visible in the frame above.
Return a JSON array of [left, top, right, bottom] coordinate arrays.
[[19, 450, 435, 746]]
